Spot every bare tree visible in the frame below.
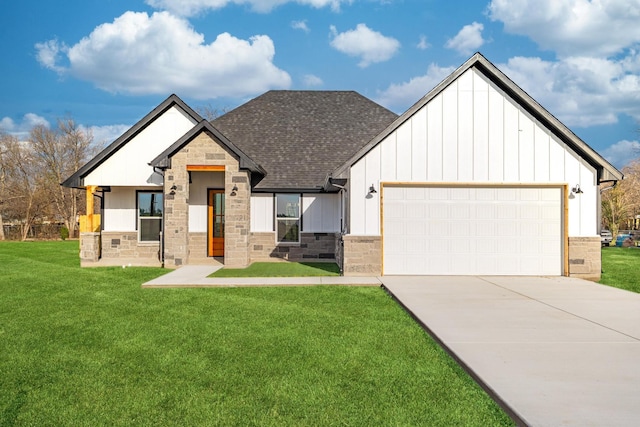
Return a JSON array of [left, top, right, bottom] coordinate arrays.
[[0, 134, 49, 240], [601, 158, 640, 237], [195, 103, 230, 121], [0, 137, 7, 240], [29, 118, 94, 237]]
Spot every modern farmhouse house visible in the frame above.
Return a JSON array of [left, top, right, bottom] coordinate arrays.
[[63, 53, 622, 280]]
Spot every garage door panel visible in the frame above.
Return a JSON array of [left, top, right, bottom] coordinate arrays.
[[383, 186, 563, 275]]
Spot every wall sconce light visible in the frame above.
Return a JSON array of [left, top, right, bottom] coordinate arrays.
[[368, 184, 377, 194], [571, 184, 583, 194], [231, 184, 238, 196], [169, 184, 177, 195]]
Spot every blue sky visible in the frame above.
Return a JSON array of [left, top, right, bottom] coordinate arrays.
[[1, 0, 639, 168]]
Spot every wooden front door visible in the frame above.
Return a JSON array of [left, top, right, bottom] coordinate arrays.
[[208, 189, 225, 257]]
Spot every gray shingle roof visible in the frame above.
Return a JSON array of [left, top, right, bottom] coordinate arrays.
[[212, 90, 398, 191]]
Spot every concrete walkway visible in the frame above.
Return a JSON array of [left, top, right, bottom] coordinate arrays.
[[382, 276, 640, 427], [142, 265, 382, 287]]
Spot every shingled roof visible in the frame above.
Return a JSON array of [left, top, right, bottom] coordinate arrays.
[[212, 90, 398, 191]]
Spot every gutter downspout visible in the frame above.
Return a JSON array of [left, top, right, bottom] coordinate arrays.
[[330, 181, 347, 276], [152, 166, 166, 267]]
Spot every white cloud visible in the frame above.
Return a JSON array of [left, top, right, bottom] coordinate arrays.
[[34, 39, 66, 73], [0, 117, 14, 132], [499, 55, 640, 127], [0, 114, 50, 138], [602, 139, 640, 168], [488, 0, 640, 57], [416, 35, 430, 50], [85, 124, 132, 147], [303, 74, 323, 86], [375, 50, 640, 127], [291, 20, 310, 33], [375, 64, 456, 111], [329, 23, 400, 68], [146, 0, 351, 15], [35, 11, 291, 100], [445, 22, 485, 55]]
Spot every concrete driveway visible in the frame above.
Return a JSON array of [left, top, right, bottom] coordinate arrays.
[[381, 276, 640, 427]]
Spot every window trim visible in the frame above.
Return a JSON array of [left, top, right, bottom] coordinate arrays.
[[136, 190, 163, 243]]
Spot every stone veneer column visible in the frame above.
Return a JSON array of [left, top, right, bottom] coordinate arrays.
[[163, 131, 250, 268], [79, 232, 101, 265], [568, 236, 601, 281], [342, 235, 381, 276]]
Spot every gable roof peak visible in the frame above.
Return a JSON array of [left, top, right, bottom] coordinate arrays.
[[61, 93, 203, 188], [331, 52, 622, 183]]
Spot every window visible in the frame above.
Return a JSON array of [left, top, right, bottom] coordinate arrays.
[[275, 193, 300, 243], [138, 191, 163, 242]]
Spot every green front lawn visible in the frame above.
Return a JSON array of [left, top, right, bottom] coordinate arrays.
[[600, 246, 640, 293], [0, 241, 512, 426], [210, 261, 340, 277]]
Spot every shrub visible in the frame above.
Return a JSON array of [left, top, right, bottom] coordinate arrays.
[[60, 226, 69, 241]]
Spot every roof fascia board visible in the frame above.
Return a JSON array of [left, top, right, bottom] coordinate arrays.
[[329, 52, 623, 184], [61, 94, 203, 188], [472, 57, 623, 182], [251, 187, 330, 193]]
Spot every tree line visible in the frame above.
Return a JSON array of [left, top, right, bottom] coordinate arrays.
[[601, 159, 640, 239], [0, 119, 97, 240]]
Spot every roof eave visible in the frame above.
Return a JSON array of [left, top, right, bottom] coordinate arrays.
[[331, 52, 623, 184], [149, 120, 266, 176], [61, 94, 203, 188], [471, 56, 623, 183]]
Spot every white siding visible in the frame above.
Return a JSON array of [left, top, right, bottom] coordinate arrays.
[[250, 194, 274, 232], [188, 172, 224, 233], [84, 106, 198, 187], [250, 193, 340, 233], [103, 187, 137, 231], [350, 67, 598, 238], [302, 193, 340, 233]]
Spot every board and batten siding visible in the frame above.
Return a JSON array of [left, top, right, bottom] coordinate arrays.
[[250, 193, 340, 233], [350, 67, 597, 237], [103, 187, 137, 232], [84, 106, 198, 187], [302, 194, 340, 232], [250, 194, 274, 232]]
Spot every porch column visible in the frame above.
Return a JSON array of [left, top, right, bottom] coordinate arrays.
[[79, 185, 100, 232]]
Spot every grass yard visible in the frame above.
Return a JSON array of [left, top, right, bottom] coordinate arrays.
[[0, 241, 513, 426], [600, 246, 640, 293], [210, 261, 340, 277]]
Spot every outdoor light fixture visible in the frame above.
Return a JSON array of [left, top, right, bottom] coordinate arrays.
[[169, 184, 177, 195], [231, 184, 238, 196], [369, 184, 377, 194], [571, 184, 583, 194]]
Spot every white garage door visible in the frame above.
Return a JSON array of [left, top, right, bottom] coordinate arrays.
[[383, 186, 563, 275]]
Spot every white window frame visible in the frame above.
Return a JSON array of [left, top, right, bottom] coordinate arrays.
[[137, 190, 163, 242], [275, 193, 301, 244]]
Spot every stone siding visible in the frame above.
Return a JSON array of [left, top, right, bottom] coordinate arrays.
[[164, 131, 250, 268], [99, 231, 160, 261], [568, 236, 601, 281], [342, 235, 381, 276], [249, 232, 337, 262], [79, 232, 101, 265], [187, 232, 208, 262]]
